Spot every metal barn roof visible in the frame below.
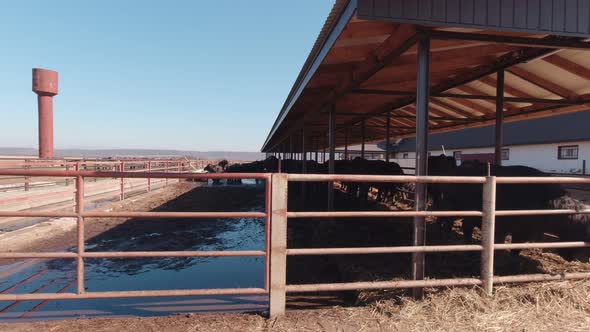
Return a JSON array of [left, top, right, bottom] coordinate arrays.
[[261, 0, 590, 153]]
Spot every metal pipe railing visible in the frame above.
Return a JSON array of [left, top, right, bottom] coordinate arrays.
[[267, 173, 590, 317], [287, 211, 483, 218], [0, 169, 272, 304], [2, 170, 590, 317], [0, 159, 202, 197]]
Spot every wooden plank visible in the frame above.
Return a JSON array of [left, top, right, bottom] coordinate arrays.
[[441, 94, 495, 115], [507, 66, 578, 98], [430, 99, 480, 118], [542, 54, 590, 80], [478, 76, 536, 99], [428, 30, 590, 50]]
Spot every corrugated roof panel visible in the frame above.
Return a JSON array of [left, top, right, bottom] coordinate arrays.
[[358, 0, 590, 37]]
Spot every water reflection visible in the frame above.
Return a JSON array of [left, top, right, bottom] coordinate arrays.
[[0, 184, 268, 319]]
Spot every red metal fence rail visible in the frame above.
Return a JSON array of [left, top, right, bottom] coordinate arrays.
[[0, 169, 272, 302], [0, 159, 195, 193], [1, 170, 590, 318], [267, 173, 590, 317]]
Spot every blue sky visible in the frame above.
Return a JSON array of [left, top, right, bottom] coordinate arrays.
[[0, 1, 334, 151]]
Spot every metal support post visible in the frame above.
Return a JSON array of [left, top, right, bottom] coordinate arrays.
[[269, 173, 288, 317], [361, 121, 366, 159], [386, 112, 391, 163], [76, 175, 85, 294], [344, 129, 349, 160], [147, 161, 151, 192], [481, 176, 497, 295], [495, 69, 505, 166], [413, 36, 431, 298], [24, 161, 31, 191], [120, 161, 125, 201], [328, 107, 336, 210]]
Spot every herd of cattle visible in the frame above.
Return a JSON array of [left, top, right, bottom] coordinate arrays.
[[205, 156, 590, 260]]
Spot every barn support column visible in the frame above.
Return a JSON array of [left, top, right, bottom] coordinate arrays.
[[361, 120, 366, 159], [328, 106, 336, 211], [385, 111, 391, 162], [344, 129, 349, 160], [495, 69, 505, 166], [314, 138, 319, 162], [413, 36, 430, 299], [284, 140, 287, 160], [302, 125, 307, 173]]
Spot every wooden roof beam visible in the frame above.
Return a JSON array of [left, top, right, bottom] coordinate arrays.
[[542, 55, 590, 81], [324, 39, 559, 140], [430, 99, 480, 119], [507, 66, 578, 99], [316, 25, 420, 111], [352, 88, 583, 105], [478, 76, 536, 99], [432, 95, 494, 116], [401, 106, 439, 126], [428, 30, 590, 50]]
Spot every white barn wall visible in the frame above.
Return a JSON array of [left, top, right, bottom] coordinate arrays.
[[392, 141, 590, 174]]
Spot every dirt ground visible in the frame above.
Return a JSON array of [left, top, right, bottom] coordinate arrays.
[[0, 182, 197, 261], [1, 279, 589, 332]]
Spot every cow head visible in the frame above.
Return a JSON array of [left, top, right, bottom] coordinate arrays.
[[428, 154, 457, 175]]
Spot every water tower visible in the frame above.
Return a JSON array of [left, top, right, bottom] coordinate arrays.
[[32, 68, 58, 159]]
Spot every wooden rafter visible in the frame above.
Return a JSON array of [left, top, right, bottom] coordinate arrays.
[[428, 30, 590, 50], [430, 99, 479, 119], [507, 66, 578, 99], [341, 43, 557, 131], [478, 76, 536, 99], [434, 95, 494, 116], [542, 55, 590, 81]]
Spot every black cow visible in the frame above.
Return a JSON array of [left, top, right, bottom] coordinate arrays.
[[428, 155, 590, 260]]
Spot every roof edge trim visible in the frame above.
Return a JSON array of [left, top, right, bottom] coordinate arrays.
[[261, 0, 357, 152]]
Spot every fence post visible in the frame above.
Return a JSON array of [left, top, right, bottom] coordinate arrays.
[[269, 173, 288, 317], [65, 163, 70, 186], [75, 175, 85, 294], [480, 176, 496, 296], [147, 161, 151, 192], [24, 160, 30, 192], [165, 161, 169, 186], [119, 161, 125, 201], [178, 161, 182, 183]]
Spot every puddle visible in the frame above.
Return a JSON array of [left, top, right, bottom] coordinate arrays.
[[0, 183, 268, 321]]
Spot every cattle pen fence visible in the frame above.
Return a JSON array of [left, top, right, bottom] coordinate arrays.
[[0, 170, 589, 318]]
